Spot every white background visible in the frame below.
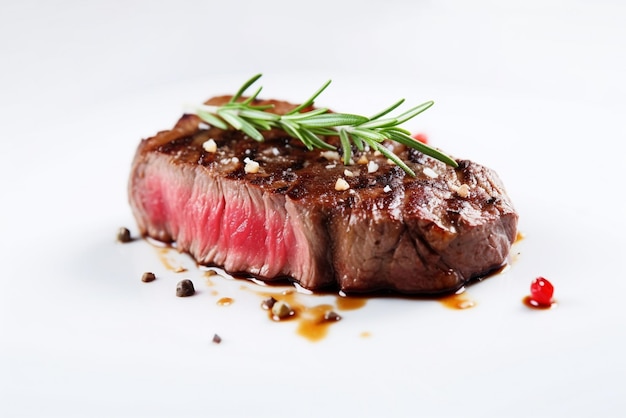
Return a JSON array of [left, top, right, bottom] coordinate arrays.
[[2, 1, 626, 417]]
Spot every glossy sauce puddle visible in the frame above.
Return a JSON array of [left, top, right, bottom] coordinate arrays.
[[148, 244, 506, 342]]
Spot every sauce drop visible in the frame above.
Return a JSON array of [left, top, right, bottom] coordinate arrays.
[[522, 295, 557, 310], [296, 303, 337, 342], [335, 296, 367, 311], [217, 297, 234, 306], [439, 291, 476, 310]]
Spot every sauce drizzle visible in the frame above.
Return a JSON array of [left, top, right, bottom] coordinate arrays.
[[439, 291, 476, 310]]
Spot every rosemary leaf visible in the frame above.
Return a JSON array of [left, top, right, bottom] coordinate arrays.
[[246, 118, 274, 132], [287, 80, 332, 115], [281, 108, 330, 121], [349, 131, 365, 151], [350, 127, 389, 142], [217, 109, 243, 130], [338, 129, 352, 165], [386, 130, 458, 167], [356, 117, 399, 130], [242, 86, 263, 105], [238, 108, 281, 122], [220, 110, 264, 141], [394, 101, 434, 125], [197, 110, 228, 130], [298, 113, 368, 128], [231, 73, 263, 103], [366, 139, 416, 177], [309, 127, 341, 137], [279, 119, 314, 150], [368, 98, 405, 121], [299, 128, 336, 151]]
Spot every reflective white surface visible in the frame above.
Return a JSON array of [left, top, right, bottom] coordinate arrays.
[[1, 1, 625, 417]]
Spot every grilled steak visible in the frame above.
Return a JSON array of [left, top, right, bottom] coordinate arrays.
[[128, 96, 518, 294]]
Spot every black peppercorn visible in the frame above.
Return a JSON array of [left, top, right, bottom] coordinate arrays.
[[324, 311, 342, 322], [141, 272, 156, 283], [176, 279, 195, 297], [117, 227, 131, 243], [261, 297, 277, 310]]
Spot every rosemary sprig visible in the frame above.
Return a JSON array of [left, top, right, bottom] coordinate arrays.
[[191, 74, 458, 176]]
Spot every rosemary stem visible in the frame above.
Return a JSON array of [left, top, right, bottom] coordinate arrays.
[[192, 104, 221, 114], [189, 74, 458, 175]]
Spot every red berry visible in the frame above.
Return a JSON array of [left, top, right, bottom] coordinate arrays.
[[411, 132, 429, 144], [530, 277, 554, 306]]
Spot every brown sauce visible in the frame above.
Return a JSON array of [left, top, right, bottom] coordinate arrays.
[[335, 295, 368, 311], [155, 246, 188, 273], [253, 288, 345, 342], [217, 297, 234, 306], [148, 242, 512, 342], [523, 295, 557, 310], [295, 304, 337, 342], [438, 291, 477, 310], [371, 288, 477, 310]]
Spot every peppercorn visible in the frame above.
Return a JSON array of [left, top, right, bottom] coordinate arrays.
[[261, 297, 277, 310], [141, 272, 156, 283], [117, 227, 131, 243], [176, 279, 195, 297], [324, 311, 342, 322]]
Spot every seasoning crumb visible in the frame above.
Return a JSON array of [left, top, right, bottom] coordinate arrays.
[[383, 185, 392, 193], [117, 227, 131, 243], [335, 178, 350, 191], [141, 272, 156, 283], [174, 266, 188, 273], [271, 300, 294, 319], [212, 334, 222, 344], [456, 183, 471, 198], [367, 160, 379, 173], [320, 150, 340, 161], [176, 279, 195, 297], [357, 155, 369, 165], [202, 138, 217, 153], [324, 311, 342, 322], [244, 157, 260, 174], [423, 167, 438, 178], [343, 169, 355, 177], [261, 296, 277, 310]]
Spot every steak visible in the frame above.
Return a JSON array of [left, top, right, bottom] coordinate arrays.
[[128, 96, 518, 294]]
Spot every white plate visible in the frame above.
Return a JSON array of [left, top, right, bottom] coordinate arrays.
[[2, 73, 625, 417]]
